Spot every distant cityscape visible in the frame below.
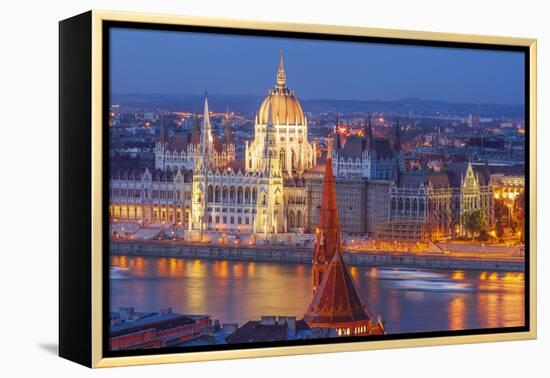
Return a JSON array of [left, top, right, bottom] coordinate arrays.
[[109, 50, 525, 351]]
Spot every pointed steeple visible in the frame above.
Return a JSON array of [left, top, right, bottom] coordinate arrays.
[[364, 115, 373, 151], [159, 112, 168, 146], [276, 49, 286, 88], [393, 118, 401, 152], [305, 250, 373, 327], [314, 134, 341, 273], [197, 93, 213, 172], [334, 114, 342, 151], [304, 135, 384, 336]]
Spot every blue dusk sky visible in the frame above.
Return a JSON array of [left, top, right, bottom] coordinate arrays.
[[110, 28, 525, 105]]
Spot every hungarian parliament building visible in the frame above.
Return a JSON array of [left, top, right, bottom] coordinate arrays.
[[109, 53, 495, 242]]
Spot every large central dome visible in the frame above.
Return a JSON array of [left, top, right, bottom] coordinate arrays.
[[257, 51, 306, 126]]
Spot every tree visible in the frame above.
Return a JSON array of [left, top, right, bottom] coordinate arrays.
[[464, 209, 488, 240]]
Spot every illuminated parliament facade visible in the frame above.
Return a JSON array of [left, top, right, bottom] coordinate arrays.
[[109, 52, 495, 242]]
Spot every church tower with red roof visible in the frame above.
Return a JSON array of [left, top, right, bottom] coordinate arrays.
[[304, 135, 384, 336]]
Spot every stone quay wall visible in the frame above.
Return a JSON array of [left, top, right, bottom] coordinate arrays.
[[110, 241, 525, 272]]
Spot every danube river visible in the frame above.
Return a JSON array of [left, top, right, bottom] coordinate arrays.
[[110, 255, 525, 334]]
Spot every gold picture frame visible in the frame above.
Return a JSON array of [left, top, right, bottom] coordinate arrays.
[[59, 9, 537, 368]]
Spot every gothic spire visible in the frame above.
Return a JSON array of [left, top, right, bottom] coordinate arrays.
[[393, 118, 401, 152], [263, 98, 273, 175], [160, 112, 168, 146], [277, 49, 286, 87], [315, 133, 341, 265], [364, 114, 373, 151], [334, 114, 342, 151], [304, 133, 385, 336], [197, 93, 213, 172]]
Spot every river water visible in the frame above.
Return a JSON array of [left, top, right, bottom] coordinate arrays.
[[110, 255, 525, 334]]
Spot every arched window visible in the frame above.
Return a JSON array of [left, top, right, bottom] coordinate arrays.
[[215, 186, 221, 202], [207, 185, 214, 202], [289, 210, 295, 228], [297, 210, 302, 227], [230, 186, 235, 203], [237, 186, 243, 204], [245, 188, 250, 204], [222, 186, 228, 203], [252, 188, 257, 203]]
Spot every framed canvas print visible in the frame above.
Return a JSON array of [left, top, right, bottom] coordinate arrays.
[[59, 10, 537, 368]]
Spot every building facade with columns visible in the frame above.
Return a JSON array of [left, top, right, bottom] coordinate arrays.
[[187, 53, 312, 240], [245, 51, 316, 178]]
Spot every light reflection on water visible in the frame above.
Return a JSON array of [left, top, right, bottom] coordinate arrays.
[[110, 256, 525, 334]]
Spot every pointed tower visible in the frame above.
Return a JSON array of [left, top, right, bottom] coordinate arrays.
[[255, 98, 285, 236], [160, 113, 168, 147], [311, 134, 340, 295], [304, 135, 384, 336], [246, 50, 315, 177], [277, 48, 286, 88], [154, 112, 169, 170], [393, 119, 401, 152], [365, 114, 373, 151], [393, 119, 404, 173], [188, 95, 213, 240], [196, 94, 213, 173], [262, 98, 281, 177], [334, 114, 342, 151]]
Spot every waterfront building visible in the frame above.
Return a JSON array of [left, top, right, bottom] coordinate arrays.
[[377, 169, 453, 242], [154, 112, 235, 171], [108, 51, 499, 243], [305, 173, 368, 235], [109, 307, 211, 351], [109, 167, 193, 226], [332, 117, 403, 180], [376, 162, 494, 241], [303, 137, 384, 336], [492, 174, 525, 201], [448, 162, 494, 237]]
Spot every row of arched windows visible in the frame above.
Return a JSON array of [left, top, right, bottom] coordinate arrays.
[[110, 202, 189, 224], [111, 187, 190, 202], [288, 210, 304, 228], [391, 197, 426, 214], [206, 185, 258, 205]]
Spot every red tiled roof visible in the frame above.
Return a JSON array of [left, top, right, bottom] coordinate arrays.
[[304, 251, 371, 325]]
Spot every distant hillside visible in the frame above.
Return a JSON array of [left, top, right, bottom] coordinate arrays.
[[111, 94, 524, 118]]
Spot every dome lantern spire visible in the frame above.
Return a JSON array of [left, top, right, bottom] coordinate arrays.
[[276, 49, 286, 87]]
